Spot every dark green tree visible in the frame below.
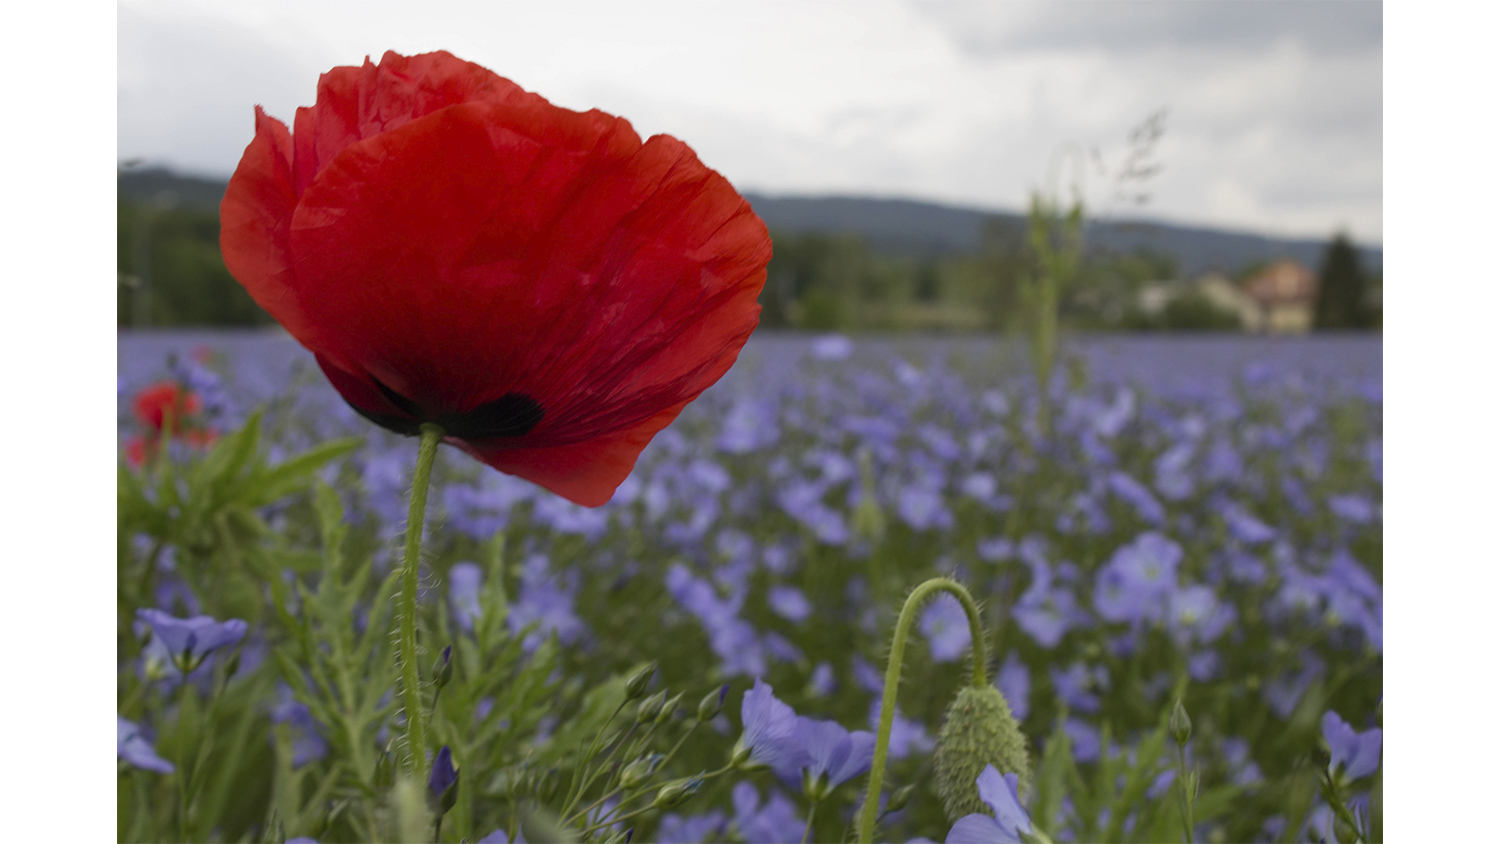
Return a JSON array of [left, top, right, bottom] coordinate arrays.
[[1313, 233, 1369, 330]]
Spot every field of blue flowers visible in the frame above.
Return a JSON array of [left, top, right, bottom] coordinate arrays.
[[117, 331, 1381, 844]]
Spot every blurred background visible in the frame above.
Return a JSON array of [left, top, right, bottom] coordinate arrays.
[[117, 0, 1381, 334]]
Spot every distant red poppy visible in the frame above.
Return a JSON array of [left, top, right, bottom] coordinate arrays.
[[221, 50, 770, 507], [125, 382, 217, 467], [133, 382, 203, 434]]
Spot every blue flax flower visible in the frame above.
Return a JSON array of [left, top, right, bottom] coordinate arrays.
[[118, 716, 175, 774], [920, 593, 973, 662], [944, 765, 1034, 844], [734, 679, 809, 775], [136, 608, 248, 672], [732, 781, 805, 844], [793, 716, 875, 799], [1321, 711, 1381, 780]]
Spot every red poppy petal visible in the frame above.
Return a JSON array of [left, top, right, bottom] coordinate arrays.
[[314, 353, 423, 431], [458, 398, 691, 507], [221, 107, 336, 359], [287, 99, 643, 408], [288, 100, 766, 443]]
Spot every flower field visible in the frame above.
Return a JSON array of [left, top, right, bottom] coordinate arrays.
[[117, 331, 1381, 844]]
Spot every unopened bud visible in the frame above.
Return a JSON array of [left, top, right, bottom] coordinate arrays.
[[653, 775, 704, 809], [1169, 699, 1192, 747], [886, 783, 916, 814], [852, 450, 886, 543], [434, 645, 454, 691], [656, 692, 685, 726], [933, 686, 1032, 822], [697, 684, 729, 723], [620, 754, 663, 789], [636, 689, 668, 724], [625, 662, 658, 701], [225, 650, 242, 679]]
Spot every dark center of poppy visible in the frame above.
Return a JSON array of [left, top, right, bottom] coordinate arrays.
[[349, 377, 544, 440]]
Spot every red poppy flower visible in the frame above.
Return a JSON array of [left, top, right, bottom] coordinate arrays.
[[133, 382, 203, 434], [221, 50, 770, 507]]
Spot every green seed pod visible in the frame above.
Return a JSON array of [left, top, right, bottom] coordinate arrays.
[[933, 685, 1031, 822]]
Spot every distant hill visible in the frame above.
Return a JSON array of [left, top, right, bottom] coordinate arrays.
[[118, 169, 1381, 277], [743, 193, 1382, 277]]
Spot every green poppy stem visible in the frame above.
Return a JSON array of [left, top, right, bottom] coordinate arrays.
[[398, 423, 444, 779], [856, 577, 987, 844]]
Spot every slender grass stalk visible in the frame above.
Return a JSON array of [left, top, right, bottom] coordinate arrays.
[[856, 577, 988, 844], [398, 423, 444, 779]]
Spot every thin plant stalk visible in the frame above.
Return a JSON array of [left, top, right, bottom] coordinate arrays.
[[856, 577, 988, 844]]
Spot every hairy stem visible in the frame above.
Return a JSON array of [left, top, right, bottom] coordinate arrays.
[[398, 424, 444, 779], [856, 577, 987, 844]]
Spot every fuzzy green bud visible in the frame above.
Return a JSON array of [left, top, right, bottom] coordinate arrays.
[[625, 662, 658, 701], [636, 689, 668, 724], [656, 691, 685, 726], [1169, 699, 1192, 747], [933, 686, 1032, 822], [653, 775, 704, 809], [697, 684, 728, 723]]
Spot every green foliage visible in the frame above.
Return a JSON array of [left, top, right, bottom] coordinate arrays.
[[1314, 233, 1373, 330], [118, 200, 275, 327]]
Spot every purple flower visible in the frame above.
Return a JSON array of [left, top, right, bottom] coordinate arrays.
[[808, 662, 837, 697], [448, 562, 484, 631], [1167, 585, 1233, 646], [868, 698, 934, 760], [118, 716, 175, 774], [920, 593, 973, 662], [1050, 662, 1106, 714], [1328, 494, 1377, 525], [1321, 711, 1382, 781], [656, 810, 728, 844], [1220, 500, 1276, 544], [1064, 718, 1101, 763], [898, 483, 953, 531], [794, 717, 876, 797], [429, 745, 458, 808], [1108, 471, 1166, 525], [136, 608, 248, 672], [270, 686, 328, 768], [1013, 587, 1076, 648], [852, 655, 885, 694], [811, 333, 854, 361], [508, 556, 586, 652], [943, 766, 1034, 844], [732, 781, 804, 844], [997, 653, 1031, 722], [734, 679, 809, 775], [768, 585, 812, 623]]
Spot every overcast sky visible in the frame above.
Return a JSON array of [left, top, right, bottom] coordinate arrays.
[[118, 0, 1382, 244]]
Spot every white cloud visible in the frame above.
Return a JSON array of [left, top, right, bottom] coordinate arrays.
[[117, 0, 1382, 243]]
